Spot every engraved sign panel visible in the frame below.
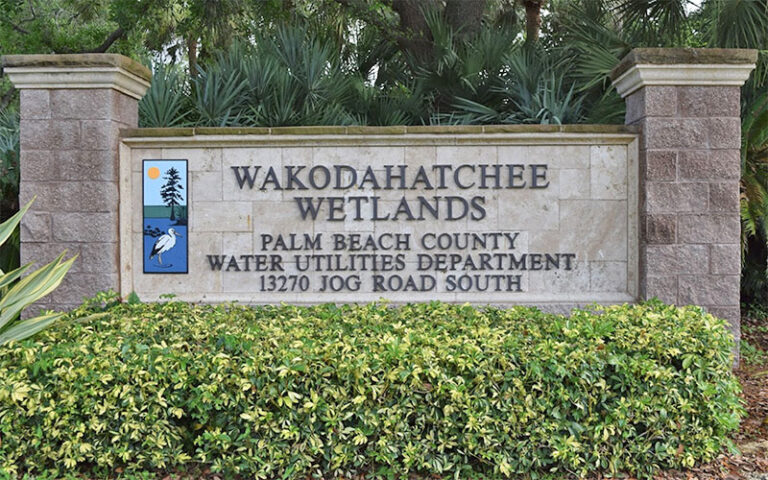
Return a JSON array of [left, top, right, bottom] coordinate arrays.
[[121, 131, 638, 309]]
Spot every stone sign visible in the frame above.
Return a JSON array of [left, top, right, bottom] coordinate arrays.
[[119, 128, 638, 308], [1, 49, 757, 349]]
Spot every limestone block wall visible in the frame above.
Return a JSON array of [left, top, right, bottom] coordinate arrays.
[[2, 54, 151, 313], [612, 48, 757, 344]]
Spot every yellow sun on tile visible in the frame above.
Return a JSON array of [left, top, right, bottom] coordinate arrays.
[[147, 166, 160, 179]]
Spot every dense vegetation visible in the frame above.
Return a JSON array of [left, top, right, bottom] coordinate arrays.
[[1, 0, 767, 301], [0, 299, 741, 479]]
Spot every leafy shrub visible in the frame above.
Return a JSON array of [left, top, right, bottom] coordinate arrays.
[[0, 299, 740, 479]]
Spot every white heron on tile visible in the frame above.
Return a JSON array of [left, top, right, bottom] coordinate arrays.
[[149, 228, 182, 265]]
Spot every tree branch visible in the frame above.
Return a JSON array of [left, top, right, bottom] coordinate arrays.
[[9, 22, 29, 35], [82, 27, 125, 53]]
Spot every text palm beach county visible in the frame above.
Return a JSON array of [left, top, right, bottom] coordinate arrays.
[[206, 231, 577, 293], [231, 163, 549, 221]]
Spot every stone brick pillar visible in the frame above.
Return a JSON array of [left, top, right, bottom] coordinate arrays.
[[2, 54, 150, 312], [611, 48, 757, 346]]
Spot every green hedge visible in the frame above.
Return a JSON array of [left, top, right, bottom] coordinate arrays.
[[0, 299, 741, 479]]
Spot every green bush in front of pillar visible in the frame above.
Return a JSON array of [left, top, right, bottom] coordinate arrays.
[[0, 299, 741, 479], [0, 199, 75, 345]]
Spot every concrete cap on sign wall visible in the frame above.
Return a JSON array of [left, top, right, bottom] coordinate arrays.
[[610, 48, 758, 98], [2, 53, 151, 100]]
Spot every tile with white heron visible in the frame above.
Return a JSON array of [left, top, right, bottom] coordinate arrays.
[[143, 159, 188, 274]]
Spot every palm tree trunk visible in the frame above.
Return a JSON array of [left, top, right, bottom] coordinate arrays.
[[523, 0, 545, 45], [187, 35, 198, 78]]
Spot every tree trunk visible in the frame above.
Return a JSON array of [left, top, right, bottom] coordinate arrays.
[[523, 0, 544, 45], [445, 0, 486, 38], [188, 35, 198, 78], [390, 0, 439, 63]]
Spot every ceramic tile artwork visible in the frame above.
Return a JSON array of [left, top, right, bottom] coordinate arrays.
[[142, 159, 188, 274]]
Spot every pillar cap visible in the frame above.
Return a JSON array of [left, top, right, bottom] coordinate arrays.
[[611, 48, 757, 98], [2, 54, 151, 100]]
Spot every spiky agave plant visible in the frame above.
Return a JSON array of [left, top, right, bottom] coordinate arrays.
[[248, 26, 356, 126], [187, 30, 360, 127], [449, 45, 585, 125], [192, 59, 249, 127], [347, 80, 422, 126], [139, 64, 191, 128], [0, 200, 75, 346]]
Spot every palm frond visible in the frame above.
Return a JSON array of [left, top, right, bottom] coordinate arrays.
[[703, 0, 768, 49], [614, 0, 690, 45]]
